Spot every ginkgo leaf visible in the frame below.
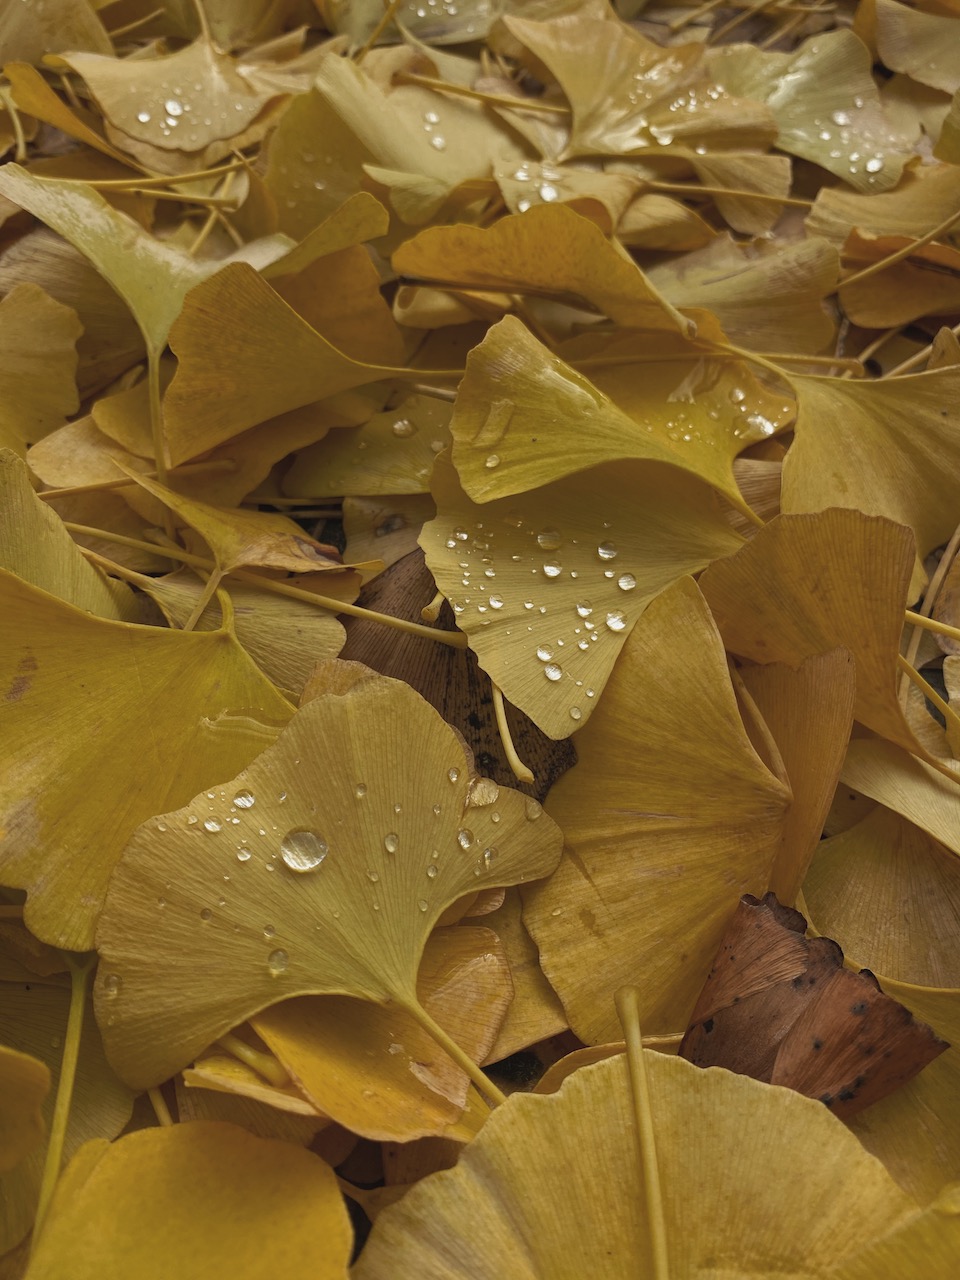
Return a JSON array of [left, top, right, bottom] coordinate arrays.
[[698, 510, 925, 755], [840, 737, 960, 860], [344, 495, 437, 575], [93, 661, 563, 1089], [739, 650, 856, 903], [284, 394, 453, 498], [441, 316, 789, 512], [936, 89, 960, 162], [838, 231, 960, 327], [4, 63, 134, 167], [24, 1122, 353, 1280], [782, 368, 960, 558], [0, 282, 81, 455], [0, 0, 111, 64], [354, 1050, 922, 1280], [393, 204, 692, 334], [524, 577, 790, 1044], [493, 160, 639, 230], [0, 1045, 49, 1175], [806, 161, 960, 244], [616, 192, 717, 251], [481, 888, 567, 1063], [501, 11, 776, 159], [857, 0, 960, 95], [163, 264, 405, 459], [250, 926, 511, 1141], [0, 450, 138, 621], [0, 570, 293, 950], [182, 1050, 323, 1118], [708, 29, 911, 192], [0, 981, 134, 1255], [646, 235, 839, 355], [421, 455, 742, 739]]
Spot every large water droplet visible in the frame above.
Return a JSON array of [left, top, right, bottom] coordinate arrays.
[[536, 645, 553, 661], [448, 767, 460, 783], [426, 865, 438, 879], [597, 542, 618, 561], [485, 453, 501, 469], [233, 790, 255, 809], [544, 663, 563, 681], [203, 818, 221, 833], [392, 418, 416, 438], [458, 828, 475, 849], [102, 973, 122, 997], [618, 573, 637, 592], [384, 832, 399, 854], [542, 560, 562, 578], [199, 907, 213, 922], [605, 611, 626, 632], [280, 829, 328, 873], [267, 949, 289, 976], [537, 529, 562, 551], [576, 600, 593, 617]]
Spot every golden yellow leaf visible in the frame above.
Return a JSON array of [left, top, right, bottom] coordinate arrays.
[[0, 570, 292, 950], [838, 231, 960, 327], [393, 204, 692, 333], [782, 369, 960, 558], [0, 0, 110, 65], [0, 450, 138, 621], [343, 494, 436, 578], [250, 926, 510, 1141], [481, 888, 567, 1063], [182, 1050, 323, 1118], [93, 662, 563, 1088], [0, 1045, 49, 1176], [936, 89, 960, 161], [616, 192, 717, 251], [840, 737, 960, 859], [24, 1122, 352, 1280], [354, 1050, 921, 1279], [807, 161, 960, 244], [525, 577, 790, 1043], [421, 455, 741, 738], [0, 283, 81, 456], [857, 0, 960, 95]]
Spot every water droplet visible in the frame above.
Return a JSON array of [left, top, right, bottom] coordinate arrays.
[[458, 828, 474, 849], [267, 949, 288, 976], [164, 98, 183, 116], [384, 833, 399, 854], [137, 110, 151, 124], [485, 453, 500, 469], [605, 611, 626, 632], [543, 560, 562, 578], [187, 815, 199, 825], [597, 542, 618, 561], [237, 848, 252, 863], [392, 418, 416, 438], [102, 973, 122, 997], [432, 803, 442, 816], [424, 110, 440, 124], [367, 870, 380, 882], [544, 663, 563, 681], [157, 896, 166, 908], [537, 529, 562, 551], [489, 594, 504, 609], [525, 797, 543, 821], [551, 906, 563, 917], [865, 156, 884, 174], [539, 183, 559, 202], [156, 821, 167, 832], [618, 573, 637, 591], [263, 924, 276, 938], [280, 829, 328, 873], [418, 899, 429, 912], [203, 818, 221, 833], [233, 790, 255, 809], [448, 767, 460, 783], [570, 706, 582, 721], [426, 865, 438, 879], [831, 109, 850, 126], [430, 134, 446, 151], [199, 907, 213, 922]]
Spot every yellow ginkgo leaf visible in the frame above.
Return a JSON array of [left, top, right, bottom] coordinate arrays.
[[421, 455, 742, 739], [840, 737, 960, 859], [0, 570, 293, 950], [646, 234, 839, 355], [250, 926, 511, 1141], [782, 368, 960, 558], [393, 204, 692, 334], [4, 63, 133, 167], [182, 1050, 323, 1118], [699, 510, 924, 755], [0, 981, 134, 1255], [344, 494, 436, 577], [739, 650, 856, 904], [24, 1122, 353, 1280], [525, 577, 790, 1044], [93, 662, 563, 1089], [0, 1045, 49, 1175], [708, 29, 911, 192], [176, 1068, 330, 1152], [353, 1050, 925, 1280], [283, 394, 453, 498], [856, 0, 960, 95], [164, 264, 406, 458], [0, 0, 110, 65], [442, 316, 787, 513], [806, 161, 960, 244], [481, 888, 567, 1063], [803, 807, 960, 1201], [0, 282, 81, 456], [0, 450, 138, 622], [838, 231, 960, 327], [936, 89, 960, 162]]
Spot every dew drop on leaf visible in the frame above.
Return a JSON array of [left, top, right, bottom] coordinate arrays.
[[280, 829, 328, 873]]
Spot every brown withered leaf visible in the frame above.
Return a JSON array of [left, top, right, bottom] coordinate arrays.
[[680, 893, 947, 1119]]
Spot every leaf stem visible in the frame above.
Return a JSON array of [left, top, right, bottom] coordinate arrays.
[[356, 0, 402, 63], [401, 998, 508, 1108], [491, 683, 535, 785], [147, 1087, 174, 1126], [903, 608, 960, 646], [31, 952, 96, 1248], [182, 568, 224, 632], [646, 179, 811, 210], [216, 1032, 292, 1087], [896, 655, 960, 747], [38, 460, 235, 501], [839, 204, 960, 292], [420, 588, 445, 623], [615, 986, 670, 1280], [885, 319, 960, 378], [393, 71, 571, 115]]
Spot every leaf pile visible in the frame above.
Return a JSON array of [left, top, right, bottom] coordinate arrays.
[[3, 1, 960, 1275]]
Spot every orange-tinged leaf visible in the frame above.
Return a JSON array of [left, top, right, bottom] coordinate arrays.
[[0, 570, 293, 950], [526, 577, 790, 1043], [93, 662, 562, 1088], [24, 1122, 352, 1280], [421, 455, 742, 738]]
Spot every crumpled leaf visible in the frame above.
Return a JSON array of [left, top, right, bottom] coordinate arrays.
[[0, 283, 81, 455], [93, 661, 563, 1088], [393, 204, 692, 334], [709, 29, 912, 192], [781, 368, 960, 558], [250, 926, 510, 1141], [421, 455, 742, 739], [0, 1045, 49, 1175], [24, 1122, 353, 1280], [354, 1050, 926, 1280], [525, 576, 790, 1044], [0, 570, 293, 950], [0, 450, 138, 621]]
